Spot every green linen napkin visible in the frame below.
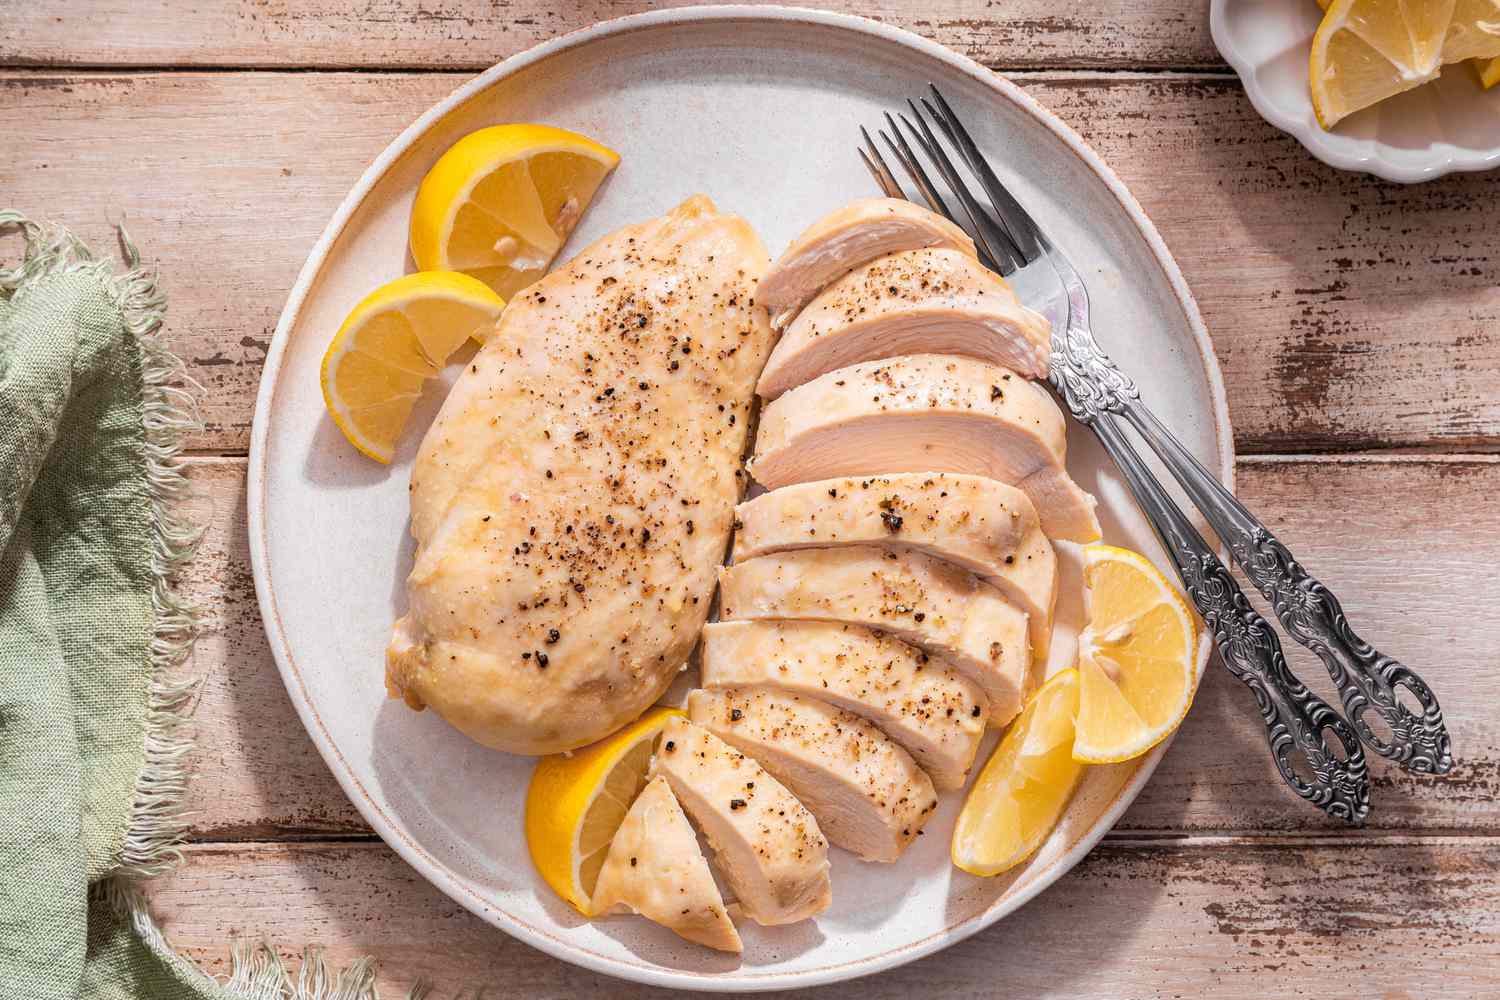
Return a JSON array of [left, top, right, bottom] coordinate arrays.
[[0, 213, 414, 1000]]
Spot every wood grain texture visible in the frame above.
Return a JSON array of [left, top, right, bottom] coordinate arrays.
[[178, 456, 1500, 840], [4, 70, 1496, 454], [0, 1, 1219, 71], [149, 838, 1500, 998]]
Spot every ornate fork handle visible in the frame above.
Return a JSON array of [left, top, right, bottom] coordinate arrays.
[[1118, 403, 1453, 775], [1092, 417, 1371, 823], [1048, 302, 1453, 775]]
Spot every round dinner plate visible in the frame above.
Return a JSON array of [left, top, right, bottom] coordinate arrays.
[[248, 6, 1231, 991]]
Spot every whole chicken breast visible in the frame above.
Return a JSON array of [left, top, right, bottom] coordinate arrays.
[[652, 717, 831, 926], [749, 355, 1101, 543], [756, 248, 1050, 399], [591, 775, 742, 953], [732, 473, 1058, 660], [718, 546, 1032, 726], [688, 688, 938, 864], [700, 621, 987, 791], [758, 198, 976, 329], [386, 196, 775, 755]]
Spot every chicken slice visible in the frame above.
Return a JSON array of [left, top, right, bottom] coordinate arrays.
[[718, 546, 1032, 726], [591, 775, 742, 953], [652, 717, 831, 926], [749, 354, 1100, 542], [757, 248, 1050, 398], [758, 198, 976, 329], [700, 620, 987, 790], [386, 195, 775, 755], [688, 688, 938, 863], [732, 473, 1058, 661]]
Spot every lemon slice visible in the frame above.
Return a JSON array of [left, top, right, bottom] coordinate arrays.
[[1072, 544, 1199, 764], [952, 668, 1083, 877], [1479, 56, 1500, 87], [1310, 0, 1453, 128], [320, 271, 505, 463], [410, 124, 620, 299], [525, 707, 684, 916]]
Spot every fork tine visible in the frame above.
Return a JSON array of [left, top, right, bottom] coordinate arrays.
[[880, 112, 955, 224], [926, 85, 1045, 261], [900, 101, 1023, 275], [859, 126, 904, 199]]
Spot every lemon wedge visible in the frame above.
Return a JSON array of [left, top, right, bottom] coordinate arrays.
[[410, 124, 620, 299], [525, 707, 684, 916], [1310, 0, 1452, 129], [319, 270, 505, 463], [1445, 0, 1500, 62], [1072, 544, 1199, 764], [952, 668, 1083, 877]]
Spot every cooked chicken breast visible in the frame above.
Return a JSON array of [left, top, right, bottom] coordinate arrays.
[[758, 198, 976, 329], [592, 775, 742, 953], [700, 620, 987, 790], [749, 355, 1100, 543], [732, 473, 1058, 661], [718, 546, 1032, 726], [756, 248, 1050, 398], [652, 717, 831, 926], [688, 688, 937, 863], [386, 196, 775, 755]]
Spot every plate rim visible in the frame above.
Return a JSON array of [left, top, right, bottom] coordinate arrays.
[[1209, 0, 1500, 184], [246, 5, 1235, 991]]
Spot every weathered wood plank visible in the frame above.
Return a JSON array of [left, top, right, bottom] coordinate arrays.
[[177, 456, 1500, 839], [149, 838, 1500, 998], [0, 2, 1219, 71], [5, 71, 1496, 454]]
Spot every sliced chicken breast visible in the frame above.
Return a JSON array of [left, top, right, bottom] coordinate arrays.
[[591, 775, 742, 953], [700, 620, 987, 790], [688, 688, 937, 863], [758, 198, 976, 329], [757, 248, 1050, 398], [718, 546, 1032, 726], [386, 196, 775, 755], [749, 354, 1100, 543], [732, 473, 1058, 660], [652, 716, 831, 926]]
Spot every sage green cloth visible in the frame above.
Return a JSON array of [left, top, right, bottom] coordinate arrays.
[[0, 214, 399, 1000]]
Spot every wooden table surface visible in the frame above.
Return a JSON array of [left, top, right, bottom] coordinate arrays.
[[5, 2, 1499, 996]]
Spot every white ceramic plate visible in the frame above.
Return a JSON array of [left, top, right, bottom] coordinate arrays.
[[248, 6, 1231, 991], [1212, 0, 1500, 183]]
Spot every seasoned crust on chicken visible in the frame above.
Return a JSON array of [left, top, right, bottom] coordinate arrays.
[[387, 196, 774, 754]]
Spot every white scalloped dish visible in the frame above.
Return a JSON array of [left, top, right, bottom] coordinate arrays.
[[1211, 0, 1500, 183]]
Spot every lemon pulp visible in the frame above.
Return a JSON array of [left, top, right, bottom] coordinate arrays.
[[1072, 544, 1199, 764], [410, 124, 619, 299], [319, 270, 505, 462], [953, 669, 1084, 877]]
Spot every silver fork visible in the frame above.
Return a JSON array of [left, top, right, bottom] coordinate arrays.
[[864, 87, 1447, 822]]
